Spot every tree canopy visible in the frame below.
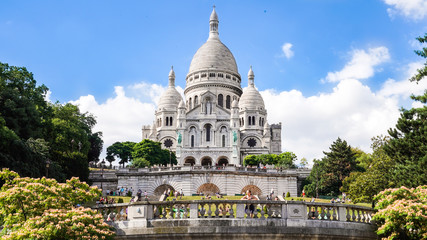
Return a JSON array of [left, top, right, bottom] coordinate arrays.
[[0, 61, 103, 182]]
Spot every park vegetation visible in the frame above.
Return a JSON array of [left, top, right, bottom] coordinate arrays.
[[106, 139, 177, 168], [243, 152, 298, 169], [0, 62, 103, 182], [0, 169, 114, 239]]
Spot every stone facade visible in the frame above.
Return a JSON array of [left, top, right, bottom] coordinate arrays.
[[142, 7, 282, 166]]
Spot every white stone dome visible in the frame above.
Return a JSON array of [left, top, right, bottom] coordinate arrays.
[[239, 86, 265, 110], [239, 67, 265, 110], [157, 87, 182, 110], [188, 38, 238, 74], [158, 67, 183, 110]]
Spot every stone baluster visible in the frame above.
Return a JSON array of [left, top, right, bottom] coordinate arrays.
[[200, 204, 206, 218], [228, 204, 235, 218], [352, 208, 357, 222], [214, 203, 220, 217], [326, 207, 331, 220], [332, 207, 337, 220], [207, 203, 213, 218], [260, 204, 265, 219], [161, 205, 167, 219]]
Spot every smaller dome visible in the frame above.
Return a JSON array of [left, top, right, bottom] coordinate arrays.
[[239, 67, 265, 110], [232, 99, 238, 108], [178, 99, 185, 108], [158, 87, 182, 110]]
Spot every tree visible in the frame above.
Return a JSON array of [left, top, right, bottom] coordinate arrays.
[[322, 138, 357, 196], [303, 159, 325, 198], [88, 132, 103, 163], [0, 169, 114, 239], [130, 158, 151, 168], [106, 141, 136, 167], [341, 136, 394, 203], [131, 140, 177, 167], [299, 157, 308, 168], [383, 34, 427, 188], [243, 155, 259, 167], [276, 152, 298, 168], [373, 185, 427, 240]]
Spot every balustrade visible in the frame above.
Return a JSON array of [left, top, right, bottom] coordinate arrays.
[[94, 200, 374, 224]]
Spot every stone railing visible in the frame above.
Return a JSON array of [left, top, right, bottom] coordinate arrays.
[[94, 200, 376, 239], [114, 166, 309, 175], [93, 200, 373, 223]]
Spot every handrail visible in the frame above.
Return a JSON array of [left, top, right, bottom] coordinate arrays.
[[93, 200, 374, 224]]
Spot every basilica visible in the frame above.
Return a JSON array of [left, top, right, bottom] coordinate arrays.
[[142, 8, 282, 166]]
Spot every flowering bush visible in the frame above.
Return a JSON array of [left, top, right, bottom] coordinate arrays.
[[0, 169, 115, 239], [373, 185, 427, 240]]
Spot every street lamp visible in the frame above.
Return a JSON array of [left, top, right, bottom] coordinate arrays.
[[45, 159, 51, 178], [101, 159, 105, 195]]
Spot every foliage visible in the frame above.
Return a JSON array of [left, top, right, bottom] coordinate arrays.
[[0, 61, 103, 182], [276, 152, 297, 168], [131, 139, 177, 166], [106, 141, 136, 167], [341, 136, 394, 203], [0, 169, 114, 239], [286, 192, 290, 198], [299, 157, 308, 168], [373, 185, 427, 240], [130, 158, 150, 168], [304, 138, 357, 197], [243, 155, 259, 166], [88, 132, 103, 163]]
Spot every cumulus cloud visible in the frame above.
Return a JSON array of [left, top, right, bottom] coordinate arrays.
[[70, 85, 157, 159], [324, 47, 390, 83], [383, 0, 427, 20], [281, 43, 294, 59]]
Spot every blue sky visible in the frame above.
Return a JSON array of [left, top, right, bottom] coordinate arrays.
[[1, 1, 426, 163]]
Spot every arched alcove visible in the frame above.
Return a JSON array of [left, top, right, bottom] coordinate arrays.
[[197, 183, 220, 196], [241, 185, 262, 196], [154, 184, 175, 196]]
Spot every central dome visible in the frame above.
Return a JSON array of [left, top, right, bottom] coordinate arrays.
[[188, 38, 238, 74]]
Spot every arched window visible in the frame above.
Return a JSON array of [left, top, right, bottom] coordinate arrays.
[[239, 118, 241, 126], [194, 95, 198, 105], [189, 98, 192, 109], [248, 116, 252, 125], [242, 117, 244, 126], [191, 135, 194, 148], [259, 117, 262, 126], [226, 95, 231, 109], [205, 124, 211, 142], [166, 117, 169, 126], [252, 116, 255, 126], [222, 135, 226, 147], [170, 117, 173, 126], [218, 94, 223, 107], [190, 127, 196, 147]]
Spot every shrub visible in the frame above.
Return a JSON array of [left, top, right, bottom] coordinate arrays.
[[286, 192, 290, 198], [118, 198, 124, 203]]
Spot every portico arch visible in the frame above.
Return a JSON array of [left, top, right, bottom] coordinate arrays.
[[184, 157, 196, 166], [217, 156, 229, 166], [201, 156, 212, 166], [241, 185, 262, 196], [197, 183, 220, 196]]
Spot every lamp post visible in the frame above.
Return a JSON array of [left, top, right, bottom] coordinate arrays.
[[45, 158, 51, 178], [101, 159, 105, 196]]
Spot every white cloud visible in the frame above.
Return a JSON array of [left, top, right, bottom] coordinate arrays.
[[281, 43, 294, 59], [383, 0, 427, 20], [324, 47, 390, 83], [262, 59, 425, 163], [70, 85, 158, 160]]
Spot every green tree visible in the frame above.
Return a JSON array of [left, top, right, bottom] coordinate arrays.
[[373, 185, 427, 240], [257, 154, 277, 166], [0, 62, 50, 140], [106, 141, 136, 167], [276, 152, 298, 168], [243, 155, 259, 167], [88, 132, 103, 163], [130, 158, 151, 168], [299, 157, 308, 168], [0, 169, 114, 239], [131, 139, 177, 167], [303, 159, 325, 198], [383, 34, 427, 188], [322, 138, 357, 196]]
